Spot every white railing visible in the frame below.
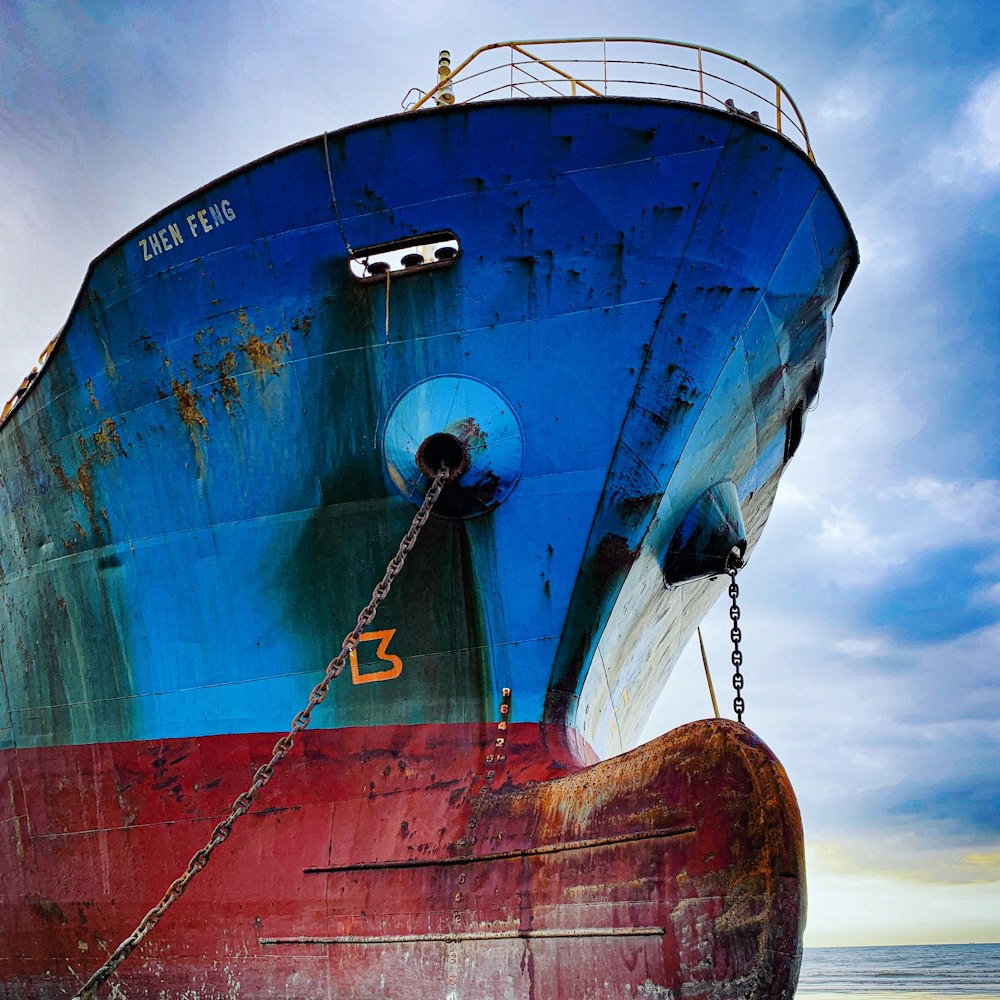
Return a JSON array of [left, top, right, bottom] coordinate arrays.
[[404, 38, 813, 160]]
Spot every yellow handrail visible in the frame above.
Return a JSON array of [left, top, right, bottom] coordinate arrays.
[[509, 42, 603, 98], [408, 37, 814, 161]]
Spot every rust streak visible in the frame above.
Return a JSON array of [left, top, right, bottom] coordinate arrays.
[[215, 351, 241, 410], [239, 331, 291, 376], [84, 379, 101, 413], [90, 419, 126, 461], [171, 379, 208, 432]]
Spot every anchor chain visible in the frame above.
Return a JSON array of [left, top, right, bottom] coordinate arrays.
[[73, 465, 451, 1000], [727, 560, 745, 723]]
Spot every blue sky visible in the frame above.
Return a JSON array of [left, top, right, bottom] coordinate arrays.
[[1, 0, 998, 948]]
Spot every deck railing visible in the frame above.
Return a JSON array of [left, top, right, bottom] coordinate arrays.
[[404, 38, 814, 161]]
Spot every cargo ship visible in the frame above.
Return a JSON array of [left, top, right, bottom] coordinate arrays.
[[0, 39, 857, 999]]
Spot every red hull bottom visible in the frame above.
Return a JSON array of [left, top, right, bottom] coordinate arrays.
[[1, 720, 804, 999]]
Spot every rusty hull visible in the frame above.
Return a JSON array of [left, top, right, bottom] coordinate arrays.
[[1, 719, 803, 998]]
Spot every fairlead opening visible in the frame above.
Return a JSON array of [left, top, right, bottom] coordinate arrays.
[[416, 433, 469, 480], [383, 375, 524, 518]]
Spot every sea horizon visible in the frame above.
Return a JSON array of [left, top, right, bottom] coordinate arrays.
[[805, 943, 1000, 949], [797, 942, 1000, 997]]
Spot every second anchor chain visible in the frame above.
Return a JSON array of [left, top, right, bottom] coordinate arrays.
[[727, 556, 745, 722], [726, 547, 746, 722], [72, 465, 452, 1000]]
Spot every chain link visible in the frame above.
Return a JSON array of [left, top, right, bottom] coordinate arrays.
[[73, 466, 451, 1000], [728, 564, 745, 722]]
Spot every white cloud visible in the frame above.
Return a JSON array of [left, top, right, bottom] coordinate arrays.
[[834, 636, 887, 658], [769, 370, 1000, 587], [816, 504, 885, 562], [885, 476, 1000, 528], [818, 73, 884, 128], [929, 65, 1000, 189], [854, 220, 918, 278], [814, 474, 1000, 586]]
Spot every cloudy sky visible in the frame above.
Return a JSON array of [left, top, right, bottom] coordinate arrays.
[[2, 0, 997, 949]]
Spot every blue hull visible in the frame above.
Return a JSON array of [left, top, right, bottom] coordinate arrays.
[[0, 98, 856, 758]]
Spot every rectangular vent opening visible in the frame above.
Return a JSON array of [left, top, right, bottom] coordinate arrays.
[[349, 231, 460, 282]]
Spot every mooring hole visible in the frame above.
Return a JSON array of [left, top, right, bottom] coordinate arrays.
[[783, 400, 805, 463], [416, 433, 469, 480]]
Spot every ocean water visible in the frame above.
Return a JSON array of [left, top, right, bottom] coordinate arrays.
[[797, 943, 1000, 998]]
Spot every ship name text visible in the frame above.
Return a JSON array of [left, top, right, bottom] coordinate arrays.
[[138, 199, 237, 262]]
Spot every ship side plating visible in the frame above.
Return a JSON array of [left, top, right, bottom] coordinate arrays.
[[0, 99, 854, 753]]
